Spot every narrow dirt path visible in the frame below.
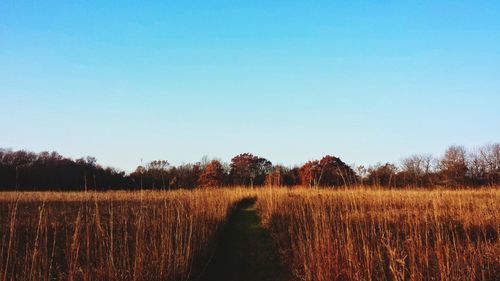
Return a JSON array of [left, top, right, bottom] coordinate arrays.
[[198, 198, 291, 281]]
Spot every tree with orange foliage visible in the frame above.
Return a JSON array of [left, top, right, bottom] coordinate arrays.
[[198, 160, 225, 187], [299, 160, 322, 187], [318, 155, 356, 186], [299, 155, 356, 187], [230, 153, 271, 187]]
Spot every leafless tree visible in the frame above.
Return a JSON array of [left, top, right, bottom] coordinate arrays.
[[401, 154, 434, 186], [470, 143, 500, 185], [440, 145, 468, 186], [147, 160, 170, 189]]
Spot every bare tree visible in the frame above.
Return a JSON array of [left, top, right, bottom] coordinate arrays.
[[401, 154, 434, 186], [471, 143, 500, 185], [367, 163, 398, 187], [147, 160, 170, 189], [440, 145, 468, 186]]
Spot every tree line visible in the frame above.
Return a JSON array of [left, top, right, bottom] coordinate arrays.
[[0, 143, 499, 190], [362, 144, 500, 187]]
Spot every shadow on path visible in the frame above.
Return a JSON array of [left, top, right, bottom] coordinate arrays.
[[198, 197, 291, 281]]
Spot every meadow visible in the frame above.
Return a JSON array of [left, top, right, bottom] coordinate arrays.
[[258, 188, 500, 281], [1, 187, 499, 281], [0, 189, 253, 281]]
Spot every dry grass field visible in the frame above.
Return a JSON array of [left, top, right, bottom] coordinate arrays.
[[1, 187, 499, 281], [257, 187, 500, 281], [0, 189, 254, 281]]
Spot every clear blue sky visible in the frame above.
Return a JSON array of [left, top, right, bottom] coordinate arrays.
[[1, 1, 499, 172]]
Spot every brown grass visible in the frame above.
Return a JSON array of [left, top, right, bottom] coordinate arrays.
[[1, 187, 499, 281], [0, 189, 253, 281], [257, 187, 500, 281]]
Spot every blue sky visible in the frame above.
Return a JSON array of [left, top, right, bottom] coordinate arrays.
[[1, 1, 499, 172]]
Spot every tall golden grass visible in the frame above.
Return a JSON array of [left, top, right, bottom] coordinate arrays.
[[1, 187, 499, 281], [0, 189, 253, 281], [257, 187, 500, 281]]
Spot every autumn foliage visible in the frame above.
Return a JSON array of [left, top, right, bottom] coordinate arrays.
[[299, 155, 356, 187], [230, 153, 272, 187], [1, 143, 500, 190], [198, 160, 225, 187]]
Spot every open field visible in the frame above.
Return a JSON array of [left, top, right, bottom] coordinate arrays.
[[1, 187, 499, 281], [258, 188, 500, 281], [0, 189, 254, 281], [3, 2, 499, 280]]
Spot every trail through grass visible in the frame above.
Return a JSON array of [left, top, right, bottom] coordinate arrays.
[[199, 197, 290, 281]]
